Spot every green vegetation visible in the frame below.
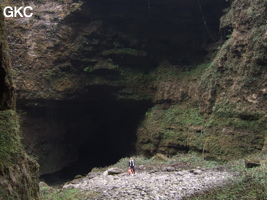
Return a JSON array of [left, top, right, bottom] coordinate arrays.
[[40, 187, 100, 200], [0, 9, 39, 199], [97, 153, 267, 200], [0, 110, 21, 167], [139, 101, 266, 160], [0, 110, 40, 200], [83, 60, 119, 73], [40, 152, 267, 200], [102, 48, 147, 57], [178, 63, 212, 79], [43, 65, 68, 81], [141, 105, 207, 154], [77, 36, 94, 51], [184, 153, 267, 200], [91, 155, 175, 172], [116, 68, 154, 101], [155, 62, 211, 81], [83, 66, 93, 72]]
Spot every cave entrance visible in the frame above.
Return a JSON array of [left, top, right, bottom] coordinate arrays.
[[16, 0, 230, 185], [18, 99, 152, 184]]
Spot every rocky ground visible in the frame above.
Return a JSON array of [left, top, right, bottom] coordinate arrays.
[[63, 164, 234, 200]]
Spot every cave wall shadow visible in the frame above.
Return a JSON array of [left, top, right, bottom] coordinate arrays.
[[19, 99, 152, 184], [65, 99, 151, 176]]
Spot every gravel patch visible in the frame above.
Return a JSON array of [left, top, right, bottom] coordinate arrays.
[[63, 167, 233, 199]]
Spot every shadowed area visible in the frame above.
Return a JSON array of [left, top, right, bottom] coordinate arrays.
[[19, 99, 152, 183], [15, 0, 229, 184]]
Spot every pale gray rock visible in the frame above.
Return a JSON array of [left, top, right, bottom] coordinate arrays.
[[162, 166, 175, 172], [63, 168, 233, 199], [86, 172, 102, 179], [190, 169, 202, 175]]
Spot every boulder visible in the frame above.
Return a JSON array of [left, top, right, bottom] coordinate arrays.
[[244, 160, 261, 168], [107, 168, 124, 175], [39, 182, 50, 188], [87, 172, 102, 179], [74, 175, 83, 179], [162, 167, 175, 172], [154, 153, 169, 161]]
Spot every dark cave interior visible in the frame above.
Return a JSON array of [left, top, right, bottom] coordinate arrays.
[[19, 0, 229, 183], [87, 0, 230, 64], [19, 99, 152, 184], [66, 0, 230, 70]]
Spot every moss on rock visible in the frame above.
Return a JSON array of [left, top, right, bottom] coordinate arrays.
[[137, 0, 267, 161], [0, 6, 40, 200], [0, 111, 40, 200], [137, 103, 266, 160]]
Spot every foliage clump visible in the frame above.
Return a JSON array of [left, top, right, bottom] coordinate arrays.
[[0, 110, 21, 166]]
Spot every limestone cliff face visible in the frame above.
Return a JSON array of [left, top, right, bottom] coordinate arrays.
[[137, 0, 267, 160], [6, 0, 156, 174], [7, 0, 154, 101], [5, 0, 266, 175], [0, 7, 39, 200]]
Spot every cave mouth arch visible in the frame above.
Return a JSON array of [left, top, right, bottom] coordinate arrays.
[[17, 0, 230, 184], [19, 99, 152, 184]]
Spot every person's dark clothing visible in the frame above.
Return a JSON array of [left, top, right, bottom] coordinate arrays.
[[129, 160, 135, 174]]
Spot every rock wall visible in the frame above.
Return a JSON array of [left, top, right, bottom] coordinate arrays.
[[6, 1, 155, 174], [137, 0, 267, 160], [6, 0, 228, 174], [0, 7, 39, 200], [5, 0, 266, 175]]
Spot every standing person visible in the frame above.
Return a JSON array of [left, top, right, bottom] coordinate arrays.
[[128, 157, 135, 175]]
